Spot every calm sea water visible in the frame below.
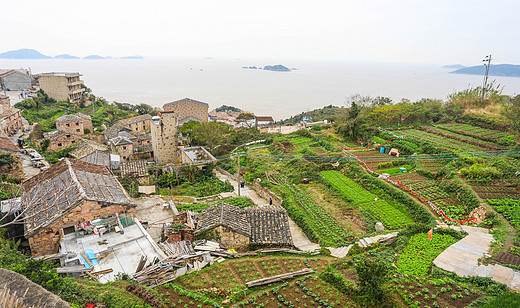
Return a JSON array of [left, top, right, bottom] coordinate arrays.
[[1, 58, 519, 120]]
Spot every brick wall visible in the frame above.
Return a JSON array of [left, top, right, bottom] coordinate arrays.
[[28, 200, 136, 256], [47, 133, 78, 151]]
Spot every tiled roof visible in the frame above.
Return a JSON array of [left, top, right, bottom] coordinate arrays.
[[22, 159, 134, 238], [79, 150, 111, 168], [103, 124, 132, 141], [47, 130, 77, 141], [55, 113, 91, 124], [120, 160, 148, 177], [0, 70, 29, 78], [164, 98, 209, 108], [0, 134, 19, 152], [70, 139, 108, 159], [255, 116, 274, 122], [244, 206, 293, 246], [195, 202, 250, 237], [116, 114, 152, 126], [109, 136, 133, 146]]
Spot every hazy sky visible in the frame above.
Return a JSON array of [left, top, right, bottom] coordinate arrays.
[[2, 0, 518, 63]]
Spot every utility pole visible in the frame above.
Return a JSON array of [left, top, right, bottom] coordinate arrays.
[[481, 55, 492, 103]]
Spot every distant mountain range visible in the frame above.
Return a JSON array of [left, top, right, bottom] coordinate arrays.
[[442, 64, 466, 69], [0, 49, 143, 60], [450, 64, 520, 77]]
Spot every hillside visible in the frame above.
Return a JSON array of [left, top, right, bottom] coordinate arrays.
[[451, 64, 520, 77]]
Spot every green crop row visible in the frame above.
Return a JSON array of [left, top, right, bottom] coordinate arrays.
[[487, 199, 520, 230], [278, 183, 352, 247], [321, 170, 413, 229], [397, 233, 458, 277]]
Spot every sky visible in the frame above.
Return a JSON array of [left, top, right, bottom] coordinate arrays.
[[1, 0, 519, 64]]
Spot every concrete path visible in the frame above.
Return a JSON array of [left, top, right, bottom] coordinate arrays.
[[327, 231, 399, 258], [9, 117, 41, 179], [214, 170, 268, 205], [433, 225, 520, 291]]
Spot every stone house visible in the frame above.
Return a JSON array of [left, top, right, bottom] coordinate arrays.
[[22, 159, 135, 256], [55, 113, 93, 136], [36, 72, 85, 102], [0, 95, 23, 134], [46, 130, 79, 151], [79, 150, 120, 171], [114, 114, 152, 133], [109, 135, 133, 161], [151, 111, 178, 165], [195, 203, 251, 251], [103, 124, 133, 144], [0, 133, 23, 179], [254, 116, 274, 129], [163, 98, 209, 126], [0, 69, 32, 91]]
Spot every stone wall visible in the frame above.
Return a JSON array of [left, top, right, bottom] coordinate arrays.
[[47, 133, 78, 151], [28, 200, 136, 256], [38, 76, 69, 101], [2, 72, 31, 91], [252, 179, 283, 207], [151, 112, 178, 165], [215, 225, 249, 252], [163, 99, 208, 125], [111, 143, 133, 161]]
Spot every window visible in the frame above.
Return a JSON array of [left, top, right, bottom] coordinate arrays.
[[66, 135, 71, 138], [66, 123, 70, 127], [76, 129, 80, 132], [62, 226, 75, 235], [58, 143, 62, 147], [123, 146, 126, 150]]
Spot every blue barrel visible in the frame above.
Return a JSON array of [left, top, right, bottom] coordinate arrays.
[[380, 147, 385, 154]]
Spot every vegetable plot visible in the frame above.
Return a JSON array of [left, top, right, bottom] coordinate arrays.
[[321, 170, 413, 229], [487, 199, 520, 229], [397, 233, 458, 277]]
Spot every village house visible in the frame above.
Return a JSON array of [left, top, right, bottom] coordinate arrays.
[[195, 203, 293, 251], [151, 111, 178, 165], [0, 69, 32, 91], [103, 124, 133, 144], [109, 135, 133, 161], [36, 72, 85, 102], [46, 130, 79, 151], [114, 114, 152, 132], [254, 116, 275, 129], [195, 202, 250, 251], [120, 160, 149, 184], [179, 146, 217, 167], [21, 159, 136, 256], [55, 113, 93, 136], [0, 133, 23, 179], [163, 98, 209, 126], [0, 95, 23, 134]]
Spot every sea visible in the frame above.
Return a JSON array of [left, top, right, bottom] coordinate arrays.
[[1, 58, 520, 120]]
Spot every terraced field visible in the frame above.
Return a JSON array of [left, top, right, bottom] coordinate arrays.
[[436, 123, 509, 141], [402, 129, 487, 152], [321, 170, 413, 229]]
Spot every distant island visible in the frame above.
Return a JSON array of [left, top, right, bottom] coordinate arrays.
[[54, 54, 79, 59], [0, 48, 143, 60], [242, 64, 292, 72], [264, 65, 291, 72], [450, 64, 520, 78], [0, 48, 51, 59], [442, 64, 465, 69]]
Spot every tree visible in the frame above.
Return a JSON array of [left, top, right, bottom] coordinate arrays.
[[236, 112, 255, 127], [355, 258, 389, 306]]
